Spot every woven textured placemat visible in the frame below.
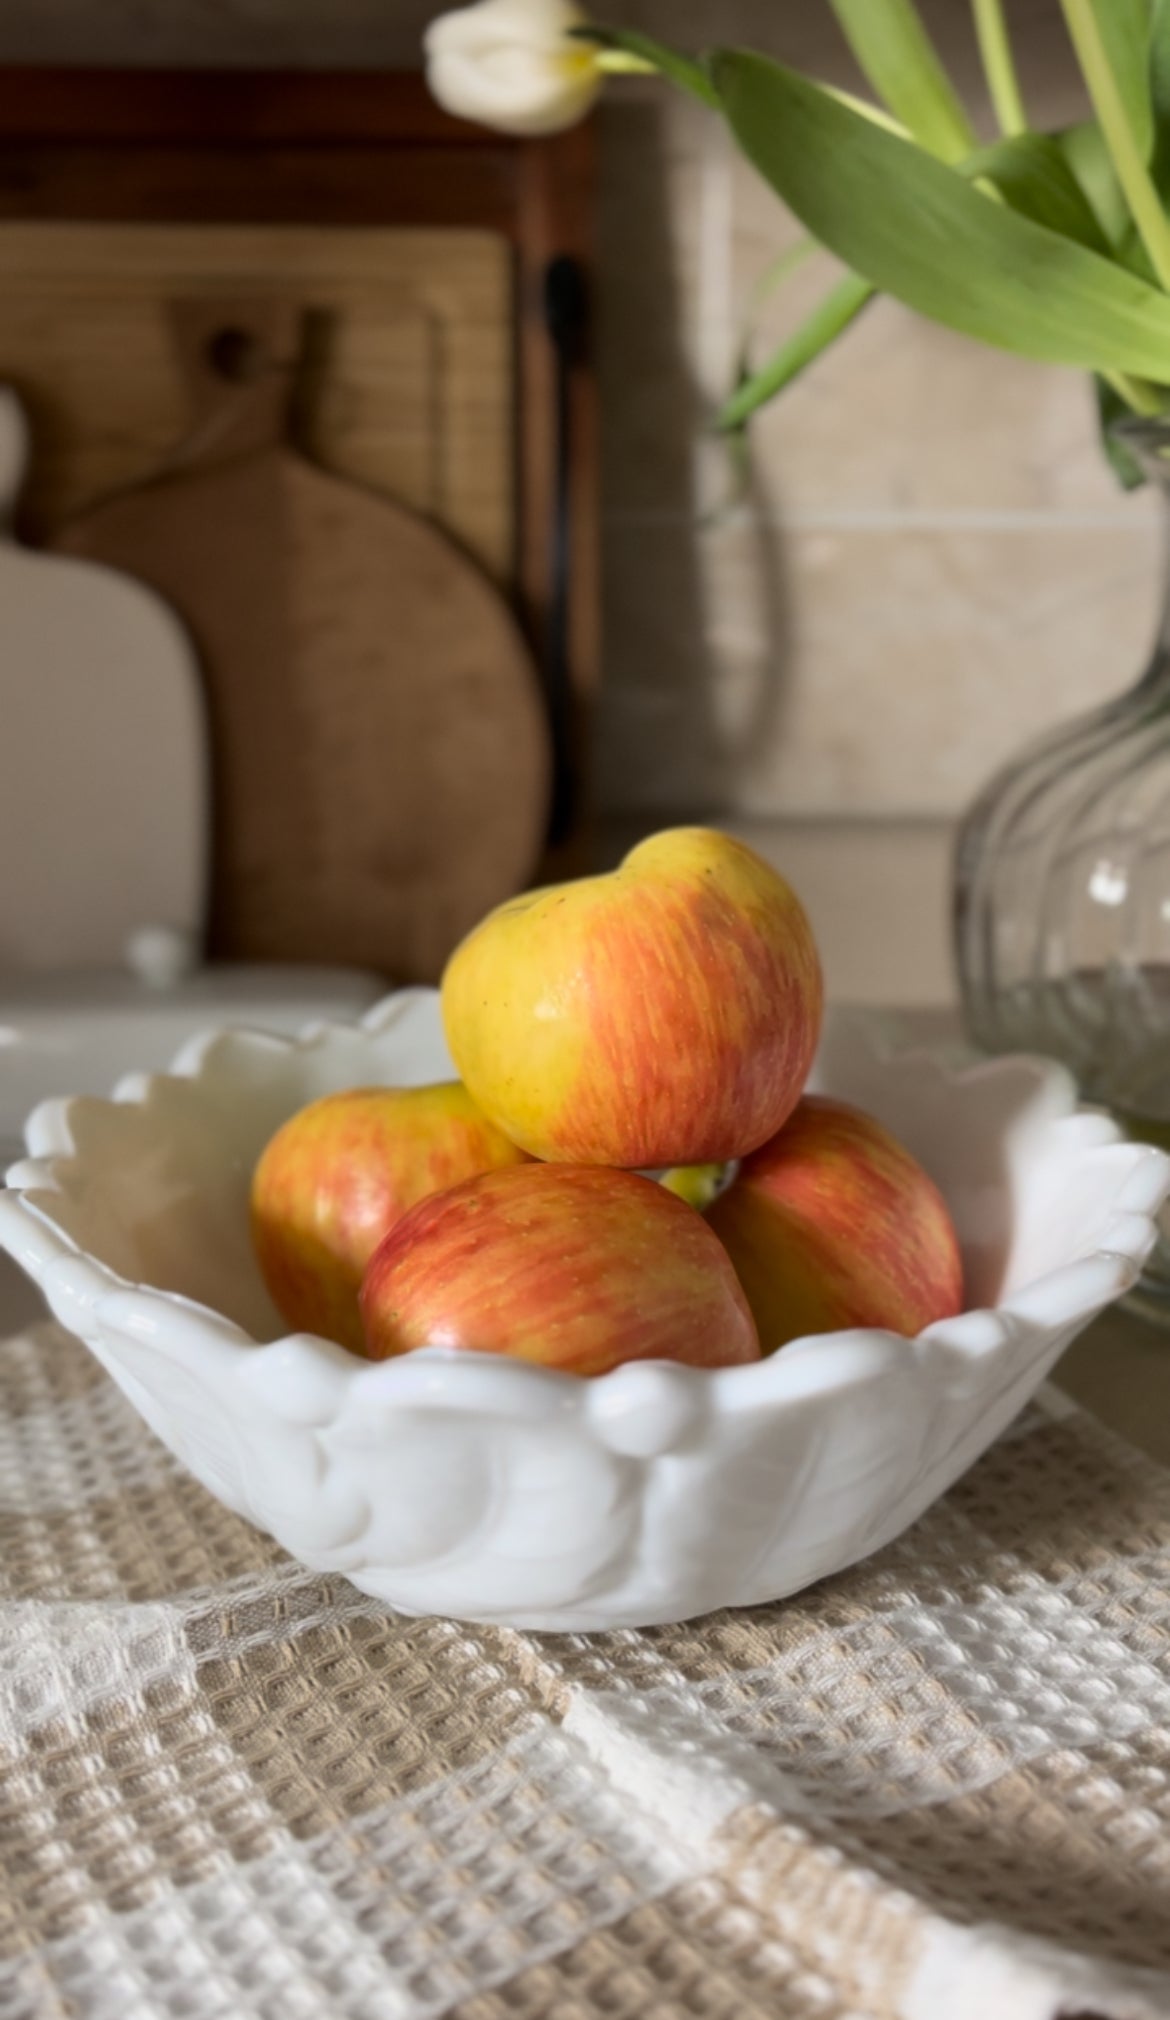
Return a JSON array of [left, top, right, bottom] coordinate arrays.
[[1, 1316, 1168, 2020]]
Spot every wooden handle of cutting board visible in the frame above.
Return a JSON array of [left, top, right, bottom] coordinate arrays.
[[163, 298, 300, 467], [53, 293, 551, 983]]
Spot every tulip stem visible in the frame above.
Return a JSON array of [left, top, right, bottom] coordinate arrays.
[[575, 27, 720, 106], [594, 49, 656, 75], [972, 0, 1027, 137]]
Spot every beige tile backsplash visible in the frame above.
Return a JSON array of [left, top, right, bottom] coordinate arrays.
[[597, 514, 1162, 813], [595, 65, 1162, 825], [0, 0, 1162, 998]]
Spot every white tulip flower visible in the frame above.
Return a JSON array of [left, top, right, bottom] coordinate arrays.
[[424, 0, 603, 137]]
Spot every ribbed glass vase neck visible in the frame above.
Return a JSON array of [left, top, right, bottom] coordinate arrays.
[[1138, 490, 1170, 697], [1113, 419, 1170, 698]]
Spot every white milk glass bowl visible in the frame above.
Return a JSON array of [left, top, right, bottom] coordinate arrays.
[[0, 991, 1164, 1631]]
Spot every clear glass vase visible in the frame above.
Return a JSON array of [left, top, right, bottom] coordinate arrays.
[[954, 419, 1170, 1323]]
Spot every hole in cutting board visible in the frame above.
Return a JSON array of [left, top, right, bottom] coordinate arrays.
[[206, 326, 266, 384]]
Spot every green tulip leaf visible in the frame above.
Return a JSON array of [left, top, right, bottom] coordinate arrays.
[[712, 52, 1170, 380], [1059, 0, 1170, 289], [1149, 0, 1170, 198], [719, 271, 875, 432], [827, 0, 974, 161], [962, 132, 1114, 252], [1058, 119, 1136, 249], [1154, 0, 1170, 119], [1056, 122, 1167, 297]]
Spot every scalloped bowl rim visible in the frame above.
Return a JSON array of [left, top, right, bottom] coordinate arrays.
[[2, 986, 1165, 1418]]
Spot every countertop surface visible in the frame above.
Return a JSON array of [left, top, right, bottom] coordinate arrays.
[[0, 1276, 1165, 2020], [1056, 1303, 1170, 1465]]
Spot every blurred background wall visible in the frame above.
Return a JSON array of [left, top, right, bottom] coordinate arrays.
[[0, 0, 1157, 1003]]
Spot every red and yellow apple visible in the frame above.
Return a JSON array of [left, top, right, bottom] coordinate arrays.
[[705, 1095, 963, 1352], [440, 826, 824, 1168], [359, 1163, 761, 1375], [251, 1082, 529, 1350]]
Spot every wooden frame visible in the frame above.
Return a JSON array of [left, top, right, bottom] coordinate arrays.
[[0, 67, 599, 855]]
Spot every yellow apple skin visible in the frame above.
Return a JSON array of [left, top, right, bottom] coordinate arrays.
[[440, 827, 824, 1167], [250, 1082, 529, 1350], [705, 1095, 963, 1353], [359, 1164, 761, 1375]]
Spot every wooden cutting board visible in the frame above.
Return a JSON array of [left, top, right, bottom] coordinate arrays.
[[0, 385, 206, 970], [54, 299, 550, 984]]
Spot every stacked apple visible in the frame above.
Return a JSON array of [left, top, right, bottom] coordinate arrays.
[[251, 829, 963, 1373]]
